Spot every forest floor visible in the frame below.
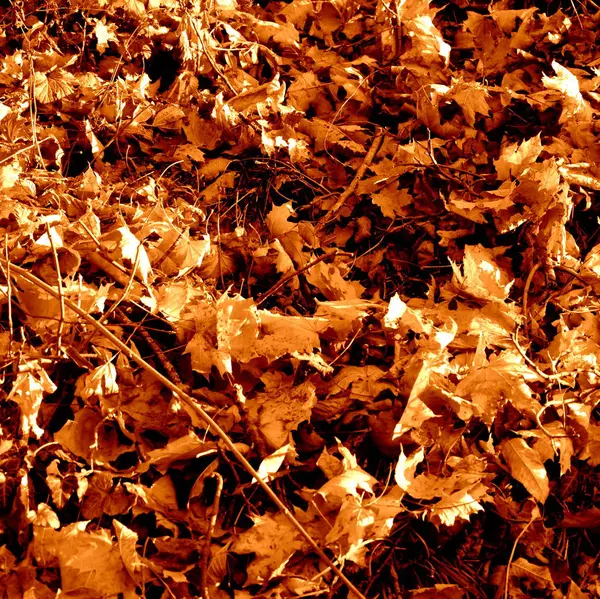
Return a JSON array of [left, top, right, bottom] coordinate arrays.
[[0, 0, 599, 598]]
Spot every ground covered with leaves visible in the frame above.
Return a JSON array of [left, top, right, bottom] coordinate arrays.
[[0, 0, 599, 597]]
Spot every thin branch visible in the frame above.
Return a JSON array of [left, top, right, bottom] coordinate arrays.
[[522, 262, 540, 337], [256, 250, 339, 306], [504, 511, 538, 599], [318, 128, 385, 227], [201, 472, 223, 599]]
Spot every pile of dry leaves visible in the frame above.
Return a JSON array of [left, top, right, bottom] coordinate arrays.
[[0, 0, 599, 597]]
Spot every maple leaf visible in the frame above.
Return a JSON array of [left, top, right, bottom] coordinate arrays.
[[404, 455, 492, 526], [81, 473, 133, 519], [114, 521, 150, 585], [450, 244, 514, 302], [509, 557, 556, 593], [76, 361, 119, 401], [254, 443, 296, 483], [398, 0, 451, 66], [542, 61, 593, 123], [231, 512, 308, 584], [579, 424, 600, 466], [327, 365, 396, 401], [305, 259, 366, 300], [455, 349, 544, 426], [315, 459, 377, 514], [494, 134, 543, 180], [246, 380, 317, 449], [395, 446, 425, 491], [522, 422, 574, 476], [34, 70, 75, 104]]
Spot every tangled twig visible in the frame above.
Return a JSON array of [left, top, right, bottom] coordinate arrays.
[[318, 128, 385, 228], [0, 258, 367, 599]]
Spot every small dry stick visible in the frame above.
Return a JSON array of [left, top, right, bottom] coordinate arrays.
[[256, 250, 338, 306], [201, 472, 224, 599], [46, 223, 65, 352], [0, 137, 52, 166], [504, 511, 537, 599], [1, 259, 367, 599], [535, 398, 578, 440], [510, 328, 571, 386], [522, 262, 540, 337], [115, 307, 188, 393], [1, 237, 14, 355], [554, 264, 589, 286], [318, 128, 385, 228]]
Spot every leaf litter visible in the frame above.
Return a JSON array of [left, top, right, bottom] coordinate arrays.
[[0, 0, 599, 598]]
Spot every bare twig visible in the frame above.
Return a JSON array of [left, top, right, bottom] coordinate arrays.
[[318, 128, 385, 227], [510, 328, 571, 386], [46, 223, 65, 352], [535, 398, 579, 440], [522, 262, 540, 337], [256, 250, 339, 306], [115, 307, 188, 393], [1, 237, 14, 355], [201, 472, 223, 599], [504, 511, 538, 599], [0, 137, 53, 166], [554, 265, 589, 286]]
